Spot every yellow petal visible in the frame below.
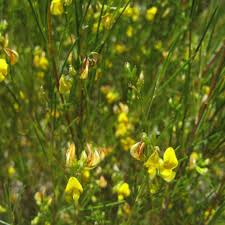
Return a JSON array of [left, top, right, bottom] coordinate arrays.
[[50, 0, 64, 16], [144, 149, 160, 168], [72, 190, 80, 204], [0, 58, 8, 76], [148, 167, 156, 180], [160, 168, 176, 182], [65, 177, 83, 195], [163, 147, 178, 169]]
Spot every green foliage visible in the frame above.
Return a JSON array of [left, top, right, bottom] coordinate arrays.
[[0, 0, 224, 224]]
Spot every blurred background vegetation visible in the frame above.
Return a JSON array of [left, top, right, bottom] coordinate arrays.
[[0, 0, 224, 224]]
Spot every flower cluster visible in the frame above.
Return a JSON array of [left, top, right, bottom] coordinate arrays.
[[114, 103, 135, 151]]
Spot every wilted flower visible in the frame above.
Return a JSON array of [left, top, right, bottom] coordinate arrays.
[[80, 57, 89, 79], [130, 141, 145, 160], [66, 142, 76, 167], [80, 143, 101, 169], [65, 177, 83, 203], [4, 48, 19, 65]]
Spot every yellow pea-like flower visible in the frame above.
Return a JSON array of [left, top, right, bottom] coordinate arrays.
[[144, 149, 160, 169], [159, 147, 178, 182], [145, 147, 178, 182], [114, 182, 131, 201], [118, 112, 128, 123], [65, 177, 83, 203], [59, 75, 72, 94], [39, 55, 49, 71], [50, 0, 64, 16], [106, 91, 119, 104], [189, 152, 198, 169], [147, 167, 157, 180], [120, 136, 135, 151], [0, 58, 8, 82], [145, 6, 158, 22]]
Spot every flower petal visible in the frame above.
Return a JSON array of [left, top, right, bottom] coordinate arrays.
[[160, 168, 176, 182], [148, 167, 157, 180], [163, 147, 178, 169], [144, 149, 160, 168], [65, 177, 83, 195]]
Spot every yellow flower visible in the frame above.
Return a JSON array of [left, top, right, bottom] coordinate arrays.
[[145, 147, 178, 182], [65, 177, 83, 203], [115, 44, 127, 54], [50, 0, 64, 16], [36, 71, 45, 79], [102, 14, 113, 30], [124, 6, 140, 22], [39, 55, 49, 71], [126, 25, 134, 37], [66, 142, 76, 167], [118, 112, 128, 123], [145, 6, 158, 22], [144, 149, 160, 180], [0, 58, 8, 82], [145, 149, 160, 168], [97, 176, 107, 189], [106, 91, 119, 104], [114, 182, 131, 201], [120, 137, 135, 151], [189, 152, 198, 169], [7, 166, 16, 177], [115, 123, 128, 137], [132, 6, 140, 22], [159, 147, 178, 182], [82, 169, 90, 182], [59, 75, 72, 94], [33, 55, 40, 68]]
